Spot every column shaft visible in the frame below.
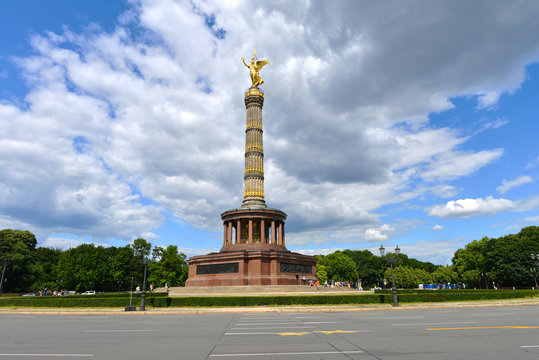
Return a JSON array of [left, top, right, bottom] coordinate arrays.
[[261, 219, 265, 244], [236, 220, 241, 244], [248, 219, 253, 244], [271, 220, 276, 244]]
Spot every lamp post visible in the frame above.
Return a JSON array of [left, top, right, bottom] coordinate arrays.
[[135, 247, 159, 311], [531, 253, 539, 289], [380, 244, 400, 307]]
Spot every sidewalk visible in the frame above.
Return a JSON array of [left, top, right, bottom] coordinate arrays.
[[1, 297, 538, 315]]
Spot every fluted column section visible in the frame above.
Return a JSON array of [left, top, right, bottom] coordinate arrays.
[[242, 86, 267, 208]]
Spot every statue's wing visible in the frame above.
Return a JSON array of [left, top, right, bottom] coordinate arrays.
[[256, 59, 270, 71]]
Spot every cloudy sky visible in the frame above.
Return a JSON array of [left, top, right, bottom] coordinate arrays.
[[1, 0, 538, 265]]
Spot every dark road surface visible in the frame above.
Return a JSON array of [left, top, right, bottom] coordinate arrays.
[[1, 305, 539, 359]]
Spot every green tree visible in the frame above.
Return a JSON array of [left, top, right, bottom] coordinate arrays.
[[110, 245, 139, 292], [451, 226, 539, 288], [57, 244, 115, 292], [147, 245, 188, 287], [342, 249, 385, 288], [452, 237, 490, 288], [432, 265, 457, 284], [32, 247, 62, 292], [384, 266, 432, 288], [316, 264, 328, 283], [131, 238, 152, 257], [485, 228, 539, 287], [0, 229, 38, 293], [317, 251, 359, 283]]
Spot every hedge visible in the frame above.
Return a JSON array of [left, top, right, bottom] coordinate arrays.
[[0, 294, 167, 308], [1, 290, 538, 308], [374, 289, 525, 294]]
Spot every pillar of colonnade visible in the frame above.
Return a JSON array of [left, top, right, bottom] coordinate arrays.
[[222, 219, 285, 246]]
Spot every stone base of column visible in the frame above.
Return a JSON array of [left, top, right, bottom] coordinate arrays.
[[241, 197, 267, 208], [185, 249, 317, 287]]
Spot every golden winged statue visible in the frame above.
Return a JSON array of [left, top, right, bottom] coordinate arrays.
[[242, 49, 270, 87]]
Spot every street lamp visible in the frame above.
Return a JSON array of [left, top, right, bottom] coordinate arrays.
[[531, 253, 539, 289], [135, 247, 159, 311], [380, 244, 400, 307]]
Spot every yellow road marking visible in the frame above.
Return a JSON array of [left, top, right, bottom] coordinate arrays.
[[427, 326, 539, 331], [277, 330, 357, 336]]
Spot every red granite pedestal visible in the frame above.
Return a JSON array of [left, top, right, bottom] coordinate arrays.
[[185, 208, 317, 287]]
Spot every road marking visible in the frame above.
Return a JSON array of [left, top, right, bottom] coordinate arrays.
[[118, 321, 182, 324], [359, 316, 424, 320], [427, 326, 539, 331], [313, 330, 357, 334], [225, 332, 276, 335], [239, 317, 286, 320], [236, 322, 298, 325], [521, 345, 539, 348], [8, 315, 35, 318], [209, 350, 363, 357], [277, 332, 310, 336], [470, 313, 515, 316], [69, 316, 109, 318], [393, 321, 477, 326], [304, 321, 339, 324], [294, 316, 322, 318], [83, 329, 159, 333], [0, 354, 93, 357], [231, 326, 316, 329]]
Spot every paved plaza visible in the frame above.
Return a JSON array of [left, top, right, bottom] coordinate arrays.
[[1, 303, 539, 359]]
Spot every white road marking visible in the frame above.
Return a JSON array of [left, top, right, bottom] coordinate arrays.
[[0, 354, 93, 357], [471, 313, 515, 316], [83, 329, 158, 333], [294, 316, 322, 318], [224, 332, 276, 335], [392, 321, 478, 326], [69, 316, 110, 319], [235, 322, 298, 325], [231, 326, 315, 330], [521, 345, 539, 348], [225, 330, 373, 335], [118, 321, 182, 324], [209, 350, 363, 357], [304, 321, 339, 324], [359, 316, 424, 320], [8, 315, 35, 318]]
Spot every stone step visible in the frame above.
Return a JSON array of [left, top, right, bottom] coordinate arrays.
[[163, 285, 372, 297]]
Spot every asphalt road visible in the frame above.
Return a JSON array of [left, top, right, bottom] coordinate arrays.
[[1, 305, 539, 359]]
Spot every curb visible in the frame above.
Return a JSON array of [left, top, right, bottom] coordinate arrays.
[[1, 298, 539, 315]]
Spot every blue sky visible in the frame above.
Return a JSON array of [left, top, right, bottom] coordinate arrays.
[[1, 1, 538, 265]]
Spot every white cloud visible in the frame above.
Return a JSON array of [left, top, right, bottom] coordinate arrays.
[[429, 196, 515, 218], [42, 237, 109, 250], [2, 0, 539, 250], [477, 117, 509, 132], [432, 224, 444, 230], [400, 238, 468, 265], [364, 224, 395, 241], [179, 246, 220, 258], [497, 175, 533, 194], [526, 156, 539, 169], [421, 149, 504, 181]]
